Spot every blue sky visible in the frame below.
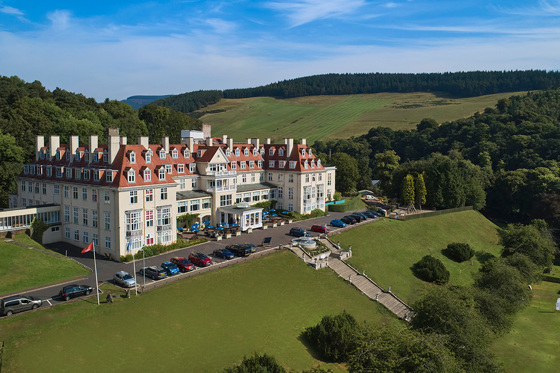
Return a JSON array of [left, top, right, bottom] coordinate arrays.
[[1, 0, 559, 101]]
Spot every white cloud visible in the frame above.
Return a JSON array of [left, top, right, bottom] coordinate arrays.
[[46, 10, 72, 30], [0, 5, 23, 16], [205, 18, 236, 34], [265, 0, 366, 27], [383, 2, 400, 8]]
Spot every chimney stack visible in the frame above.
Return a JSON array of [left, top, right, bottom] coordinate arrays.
[[108, 127, 120, 164], [70, 135, 79, 161], [138, 136, 149, 149], [287, 138, 294, 157], [120, 136, 127, 146], [300, 138, 306, 146], [49, 136, 60, 159], [227, 138, 233, 149], [202, 123, 211, 139], [251, 138, 260, 150], [222, 134, 227, 144], [266, 138, 271, 145], [36, 136, 44, 161], [162, 136, 170, 152], [205, 137, 213, 146], [187, 137, 194, 152], [89, 135, 98, 164]]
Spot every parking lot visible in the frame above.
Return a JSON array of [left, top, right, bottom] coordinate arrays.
[[3, 210, 378, 310]]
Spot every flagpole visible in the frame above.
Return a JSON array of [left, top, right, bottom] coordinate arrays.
[[132, 245, 138, 295], [93, 244, 100, 305]]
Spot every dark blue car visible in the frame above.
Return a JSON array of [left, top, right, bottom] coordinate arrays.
[[330, 219, 347, 228], [289, 227, 310, 237], [213, 248, 235, 260], [161, 261, 180, 276]]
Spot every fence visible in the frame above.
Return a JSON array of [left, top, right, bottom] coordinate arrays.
[[403, 206, 473, 220]]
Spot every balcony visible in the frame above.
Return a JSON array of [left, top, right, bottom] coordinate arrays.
[[206, 185, 237, 193], [205, 170, 237, 177]]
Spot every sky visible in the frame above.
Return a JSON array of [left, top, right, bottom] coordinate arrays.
[[1, 0, 560, 101]]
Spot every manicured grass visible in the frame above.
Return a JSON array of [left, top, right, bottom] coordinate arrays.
[[491, 281, 560, 373], [0, 235, 90, 295], [338, 210, 502, 303], [0, 251, 397, 372], [198, 92, 529, 142]]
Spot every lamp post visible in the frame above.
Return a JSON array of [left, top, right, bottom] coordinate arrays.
[[132, 243, 138, 296], [139, 248, 145, 290]]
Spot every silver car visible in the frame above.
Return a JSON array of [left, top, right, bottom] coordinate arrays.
[[1, 295, 42, 316], [113, 271, 136, 288]]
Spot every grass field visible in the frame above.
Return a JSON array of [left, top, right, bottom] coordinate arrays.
[[491, 280, 560, 373], [337, 210, 502, 303], [0, 251, 397, 372], [0, 235, 90, 295], [198, 91, 529, 143]]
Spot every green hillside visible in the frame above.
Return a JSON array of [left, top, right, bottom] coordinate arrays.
[[337, 210, 502, 303], [197, 91, 528, 143], [0, 251, 395, 372], [0, 234, 90, 295]]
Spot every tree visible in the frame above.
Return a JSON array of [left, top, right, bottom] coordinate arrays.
[[412, 255, 450, 284], [416, 118, 439, 132], [302, 311, 360, 362], [330, 153, 359, 195], [445, 242, 475, 262], [499, 224, 557, 268], [373, 150, 400, 193], [0, 130, 24, 206], [401, 174, 415, 207], [223, 353, 286, 373], [415, 172, 427, 209]]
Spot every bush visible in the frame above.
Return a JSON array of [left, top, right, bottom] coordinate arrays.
[[120, 238, 207, 262], [223, 353, 286, 373], [302, 311, 360, 362], [412, 255, 450, 284], [445, 242, 474, 262]]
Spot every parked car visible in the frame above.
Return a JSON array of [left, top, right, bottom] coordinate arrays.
[[139, 266, 167, 280], [289, 227, 310, 237], [349, 214, 366, 223], [188, 252, 213, 267], [329, 219, 347, 228], [226, 244, 251, 257], [1, 295, 42, 316], [113, 271, 136, 288], [59, 284, 93, 301], [341, 216, 357, 225], [238, 243, 256, 253], [161, 261, 180, 276], [377, 208, 387, 215], [170, 257, 196, 272], [363, 210, 378, 218], [311, 224, 330, 233], [353, 212, 369, 220], [213, 248, 235, 260]]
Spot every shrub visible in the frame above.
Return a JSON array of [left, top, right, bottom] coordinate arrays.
[[333, 191, 342, 201], [445, 242, 475, 262], [412, 255, 450, 284], [302, 311, 360, 362], [223, 353, 286, 373]]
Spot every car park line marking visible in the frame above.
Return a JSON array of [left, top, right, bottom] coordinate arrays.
[[46, 299, 52, 306]]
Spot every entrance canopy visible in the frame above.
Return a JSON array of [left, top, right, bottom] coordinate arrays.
[[219, 203, 263, 231]]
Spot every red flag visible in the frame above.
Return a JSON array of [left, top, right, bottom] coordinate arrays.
[[81, 242, 94, 254]]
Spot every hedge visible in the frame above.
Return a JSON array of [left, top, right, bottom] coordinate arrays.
[[120, 238, 207, 262]]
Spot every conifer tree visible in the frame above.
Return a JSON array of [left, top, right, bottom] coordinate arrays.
[[415, 172, 427, 210], [402, 174, 415, 208]]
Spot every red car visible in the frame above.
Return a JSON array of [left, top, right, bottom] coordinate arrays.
[[311, 224, 330, 233], [188, 252, 213, 267], [170, 257, 195, 272]]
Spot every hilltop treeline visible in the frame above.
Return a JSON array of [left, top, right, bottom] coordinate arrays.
[[0, 76, 201, 206], [314, 88, 560, 248], [150, 70, 560, 114]]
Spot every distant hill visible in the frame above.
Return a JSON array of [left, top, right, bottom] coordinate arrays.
[[149, 70, 560, 114], [121, 95, 174, 109]]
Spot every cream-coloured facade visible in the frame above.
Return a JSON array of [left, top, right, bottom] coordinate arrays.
[[15, 127, 336, 258]]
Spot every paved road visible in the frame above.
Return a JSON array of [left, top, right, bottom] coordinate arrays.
[[6, 210, 371, 307]]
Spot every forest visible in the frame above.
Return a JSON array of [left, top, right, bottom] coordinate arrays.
[[0, 75, 201, 205], [314, 88, 560, 251], [151, 70, 560, 114]]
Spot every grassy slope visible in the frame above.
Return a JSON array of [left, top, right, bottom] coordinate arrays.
[[0, 235, 90, 295], [491, 281, 560, 373], [198, 92, 528, 143], [338, 210, 502, 303], [0, 251, 397, 373]]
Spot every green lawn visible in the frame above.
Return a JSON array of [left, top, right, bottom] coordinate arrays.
[[491, 281, 560, 372], [198, 92, 529, 143], [338, 211, 502, 303], [0, 235, 90, 295], [0, 251, 397, 372]]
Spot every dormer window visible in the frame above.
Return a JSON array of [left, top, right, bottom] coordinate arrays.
[[308, 148, 313, 156], [249, 161, 254, 168], [85, 152, 89, 162], [93, 152, 98, 162], [226, 149, 231, 157], [279, 148, 284, 156], [197, 150, 203, 158], [93, 170, 100, 181], [269, 148, 274, 156], [130, 151, 136, 164], [46, 166, 52, 177], [39, 150, 45, 160], [165, 164, 172, 174], [244, 148, 249, 156], [106, 170, 113, 182], [178, 164, 184, 173], [240, 161, 246, 169], [279, 161, 285, 168], [231, 162, 237, 170], [75, 150, 80, 160], [253, 148, 258, 156], [146, 150, 152, 163], [144, 168, 151, 182], [235, 148, 240, 157], [160, 149, 166, 159], [74, 168, 81, 180], [311, 160, 315, 168], [184, 149, 190, 158], [84, 169, 90, 180], [103, 151, 108, 163], [260, 147, 265, 155], [128, 169, 135, 183], [301, 149, 305, 156], [304, 160, 309, 169], [269, 160, 275, 168], [24, 165, 29, 174], [172, 149, 178, 159], [56, 150, 61, 161], [66, 152, 70, 160], [258, 160, 262, 168], [159, 168, 165, 180], [66, 168, 72, 179], [290, 161, 296, 169], [317, 159, 321, 167], [189, 164, 196, 173], [57, 167, 62, 178]]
